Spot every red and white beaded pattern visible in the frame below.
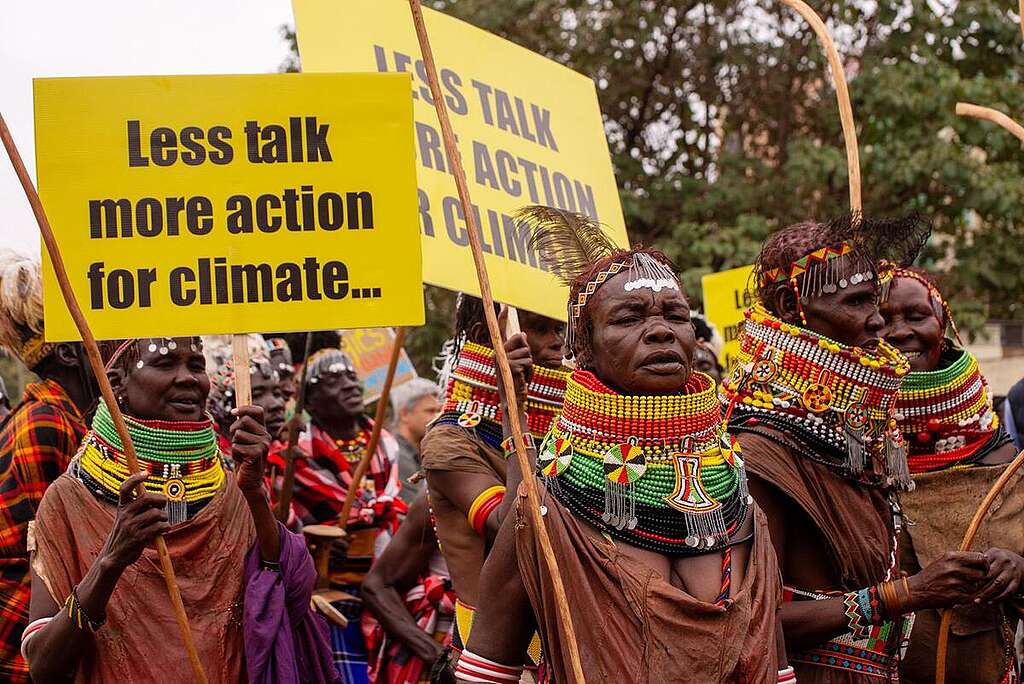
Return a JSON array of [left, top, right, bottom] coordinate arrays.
[[454, 650, 524, 683]]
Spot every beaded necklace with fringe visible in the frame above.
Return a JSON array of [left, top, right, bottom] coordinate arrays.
[[895, 348, 1010, 473], [434, 340, 569, 448], [74, 402, 225, 525], [720, 304, 913, 490], [537, 369, 750, 555]]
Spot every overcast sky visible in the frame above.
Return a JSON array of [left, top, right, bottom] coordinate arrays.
[[1, 0, 295, 254]]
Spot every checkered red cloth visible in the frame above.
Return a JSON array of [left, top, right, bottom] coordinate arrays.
[[0, 380, 86, 682]]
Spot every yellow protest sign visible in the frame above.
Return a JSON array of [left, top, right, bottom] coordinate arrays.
[[34, 73, 423, 341], [293, 0, 628, 319], [701, 265, 755, 371], [340, 327, 418, 404]]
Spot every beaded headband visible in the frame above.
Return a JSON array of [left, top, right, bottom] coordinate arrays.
[[303, 347, 357, 387], [566, 252, 680, 358], [878, 262, 962, 345], [102, 337, 203, 373]]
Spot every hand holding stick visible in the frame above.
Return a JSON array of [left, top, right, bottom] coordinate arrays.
[[406, 3, 586, 681], [0, 112, 208, 684]]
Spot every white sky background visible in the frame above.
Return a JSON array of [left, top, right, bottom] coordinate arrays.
[[1, 0, 296, 254]]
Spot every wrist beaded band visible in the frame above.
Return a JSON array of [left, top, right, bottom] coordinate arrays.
[[877, 577, 912, 618], [500, 433, 536, 458], [778, 665, 797, 683], [841, 585, 883, 638], [65, 585, 106, 633], [454, 649, 524, 683], [467, 485, 506, 536], [260, 558, 281, 573]]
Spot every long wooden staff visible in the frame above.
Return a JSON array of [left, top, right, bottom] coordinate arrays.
[[275, 331, 313, 522], [955, 102, 1024, 143], [935, 448, 1024, 683], [935, 102, 1024, 683], [336, 327, 408, 528], [405, 3, 586, 681], [778, 0, 862, 212], [0, 112, 208, 684]]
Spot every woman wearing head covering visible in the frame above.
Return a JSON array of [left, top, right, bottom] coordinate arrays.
[[879, 264, 1023, 683], [21, 336, 339, 684], [452, 208, 784, 683]]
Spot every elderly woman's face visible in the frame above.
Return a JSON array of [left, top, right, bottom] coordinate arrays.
[[586, 273, 696, 394], [117, 338, 210, 421]]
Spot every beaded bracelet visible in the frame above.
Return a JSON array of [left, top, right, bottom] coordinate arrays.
[[777, 666, 797, 683], [841, 585, 884, 638], [454, 649, 524, 683], [500, 433, 536, 458], [467, 485, 505, 536], [64, 585, 105, 633], [877, 578, 912, 619]]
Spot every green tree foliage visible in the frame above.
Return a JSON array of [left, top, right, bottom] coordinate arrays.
[[282, 0, 1024, 371]]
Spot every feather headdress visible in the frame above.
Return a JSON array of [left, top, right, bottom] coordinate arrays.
[[517, 205, 678, 359], [0, 249, 53, 368]]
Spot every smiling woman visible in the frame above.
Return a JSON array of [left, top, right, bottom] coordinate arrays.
[[20, 336, 340, 684]]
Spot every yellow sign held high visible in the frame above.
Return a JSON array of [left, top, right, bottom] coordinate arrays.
[[34, 73, 424, 341], [293, 0, 628, 319], [701, 265, 755, 372]]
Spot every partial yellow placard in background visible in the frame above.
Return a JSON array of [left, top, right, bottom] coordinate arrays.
[[340, 327, 418, 404], [701, 265, 755, 371], [292, 0, 628, 320], [35, 73, 423, 341]]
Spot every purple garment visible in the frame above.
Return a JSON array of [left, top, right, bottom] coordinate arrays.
[[244, 523, 342, 684]]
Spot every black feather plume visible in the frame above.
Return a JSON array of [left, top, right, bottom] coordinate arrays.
[[517, 205, 621, 286]]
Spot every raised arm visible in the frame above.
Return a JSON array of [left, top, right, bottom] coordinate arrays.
[[231, 404, 280, 564], [25, 471, 168, 683], [362, 492, 446, 665]]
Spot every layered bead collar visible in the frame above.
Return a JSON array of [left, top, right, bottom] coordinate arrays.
[[895, 347, 1008, 473], [538, 369, 750, 555], [74, 402, 225, 525], [721, 304, 913, 490], [434, 340, 569, 449]]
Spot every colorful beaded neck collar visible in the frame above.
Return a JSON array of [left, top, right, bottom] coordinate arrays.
[[435, 340, 569, 448], [538, 369, 750, 555], [721, 304, 913, 490], [75, 402, 224, 525], [895, 348, 1005, 473]]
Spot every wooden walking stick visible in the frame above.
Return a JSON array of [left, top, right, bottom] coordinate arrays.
[[405, 2, 586, 681], [934, 102, 1024, 683], [778, 0, 862, 212], [935, 448, 1024, 684], [336, 327, 408, 529], [0, 111, 208, 684], [955, 102, 1024, 144], [275, 331, 314, 522]]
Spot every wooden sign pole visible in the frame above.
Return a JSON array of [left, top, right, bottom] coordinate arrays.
[[275, 331, 313, 523], [0, 112, 208, 684], [405, 3, 586, 681]]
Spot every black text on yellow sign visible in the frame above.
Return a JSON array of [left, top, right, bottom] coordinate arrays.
[[34, 74, 423, 341]]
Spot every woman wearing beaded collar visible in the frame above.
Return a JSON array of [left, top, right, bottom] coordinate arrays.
[[880, 264, 1023, 683], [22, 337, 338, 683], [726, 216, 991, 683], [453, 207, 785, 683], [420, 294, 568, 669]]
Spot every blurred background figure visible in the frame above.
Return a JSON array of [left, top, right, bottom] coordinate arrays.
[[388, 378, 441, 505]]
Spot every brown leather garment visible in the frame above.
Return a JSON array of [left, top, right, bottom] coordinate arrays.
[[420, 424, 506, 608], [31, 467, 256, 683], [738, 430, 895, 588], [898, 458, 1024, 683], [513, 486, 782, 683]]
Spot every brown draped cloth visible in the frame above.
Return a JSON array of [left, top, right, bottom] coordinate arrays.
[[30, 468, 256, 683], [898, 458, 1024, 684], [739, 430, 898, 683], [514, 484, 781, 683], [419, 424, 505, 609]]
